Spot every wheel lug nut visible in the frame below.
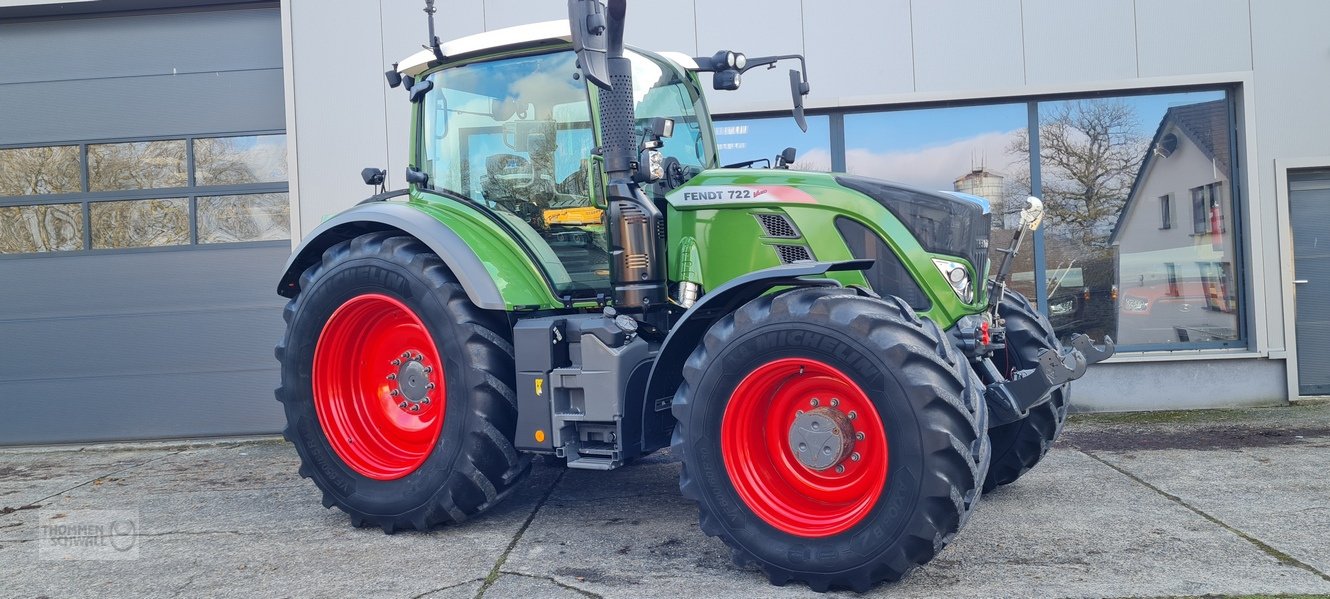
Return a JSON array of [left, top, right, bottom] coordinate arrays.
[[386, 373, 397, 380], [421, 397, 430, 404], [410, 404, 420, 412], [830, 398, 839, 407], [851, 452, 861, 462], [796, 410, 804, 416], [855, 431, 865, 441], [402, 352, 411, 359], [390, 389, 400, 396], [835, 464, 846, 474], [426, 383, 435, 390], [810, 398, 819, 407], [391, 359, 401, 366], [398, 401, 408, 409], [848, 410, 857, 420], [423, 367, 432, 374]]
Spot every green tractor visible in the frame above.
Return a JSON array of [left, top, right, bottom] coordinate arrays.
[[275, 0, 1113, 591]]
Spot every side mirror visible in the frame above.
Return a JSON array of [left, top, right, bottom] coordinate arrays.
[[775, 147, 797, 169], [568, 0, 611, 89], [408, 78, 433, 103], [789, 69, 808, 133]]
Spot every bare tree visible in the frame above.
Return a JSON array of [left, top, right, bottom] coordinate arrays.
[[1008, 99, 1147, 248]]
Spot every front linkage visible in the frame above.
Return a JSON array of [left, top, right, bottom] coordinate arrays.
[[955, 197, 1115, 426]]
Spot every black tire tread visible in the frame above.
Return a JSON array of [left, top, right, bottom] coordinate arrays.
[[983, 287, 1070, 492], [275, 231, 529, 532], [673, 287, 988, 591]]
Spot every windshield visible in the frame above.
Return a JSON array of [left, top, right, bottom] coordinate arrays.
[[417, 48, 712, 298]]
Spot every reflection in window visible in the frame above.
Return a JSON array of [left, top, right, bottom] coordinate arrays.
[[194, 135, 288, 186], [88, 140, 188, 191], [714, 115, 830, 171], [198, 193, 290, 243], [0, 203, 83, 253], [91, 198, 189, 249], [843, 104, 1034, 301], [1035, 91, 1239, 347], [0, 146, 82, 196]]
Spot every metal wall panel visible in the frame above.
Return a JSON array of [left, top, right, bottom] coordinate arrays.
[[0, 245, 289, 444], [802, 0, 914, 104], [0, 8, 282, 84], [0, 70, 285, 145], [1136, 0, 1252, 78], [1021, 0, 1137, 85], [909, 0, 1026, 94]]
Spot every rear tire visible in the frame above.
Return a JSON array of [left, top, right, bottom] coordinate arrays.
[[983, 287, 1069, 492], [672, 288, 987, 591], [275, 231, 528, 533]]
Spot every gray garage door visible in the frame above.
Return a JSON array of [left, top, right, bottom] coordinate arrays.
[[0, 5, 289, 444]]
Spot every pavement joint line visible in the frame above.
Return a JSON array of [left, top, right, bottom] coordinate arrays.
[[408, 577, 485, 599], [474, 468, 567, 599], [0, 450, 184, 517], [1075, 445, 1330, 584], [496, 571, 604, 599]]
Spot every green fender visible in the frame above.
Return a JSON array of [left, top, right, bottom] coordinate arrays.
[[277, 190, 566, 311]]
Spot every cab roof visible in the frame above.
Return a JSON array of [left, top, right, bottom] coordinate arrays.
[[396, 20, 699, 77], [397, 20, 570, 77]]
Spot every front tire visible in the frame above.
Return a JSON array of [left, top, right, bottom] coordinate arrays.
[[983, 287, 1069, 492], [672, 288, 987, 591], [275, 231, 528, 533]]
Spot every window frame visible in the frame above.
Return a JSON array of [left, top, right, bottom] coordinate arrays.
[[0, 130, 289, 258], [1160, 194, 1172, 230], [713, 82, 1247, 353]]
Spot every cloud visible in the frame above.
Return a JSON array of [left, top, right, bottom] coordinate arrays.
[[844, 130, 1025, 191]]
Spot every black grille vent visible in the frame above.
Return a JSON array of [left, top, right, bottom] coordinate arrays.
[[755, 213, 800, 238], [773, 244, 813, 263]]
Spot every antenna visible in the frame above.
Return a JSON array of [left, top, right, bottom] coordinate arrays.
[[424, 0, 443, 61]]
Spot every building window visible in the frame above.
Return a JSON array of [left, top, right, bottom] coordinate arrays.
[[0, 133, 289, 255], [1160, 194, 1172, 229], [713, 115, 831, 171], [1165, 262, 1179, 296], [1191, 182, 1224, 236]]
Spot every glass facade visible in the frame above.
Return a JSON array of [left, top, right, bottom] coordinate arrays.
[[716, 86, 1241, 351], [714, 115, 831, 171], [0, 133, 289, 255]]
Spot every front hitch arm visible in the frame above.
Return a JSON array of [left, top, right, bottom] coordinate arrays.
[[1068, 333, 1116, 365], [982, 347, 1087, 427]]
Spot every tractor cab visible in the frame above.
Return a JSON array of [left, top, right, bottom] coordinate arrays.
[[401, 24, 718, 297]]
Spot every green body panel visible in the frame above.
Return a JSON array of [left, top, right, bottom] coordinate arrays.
[[406, 189, 569, 310], [664, 169, 987, 328]]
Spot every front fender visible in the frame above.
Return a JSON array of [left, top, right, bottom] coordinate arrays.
[[642, 259, 873, 420], [278, 199, 519, 311]]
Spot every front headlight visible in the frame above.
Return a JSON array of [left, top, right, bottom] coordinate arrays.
[[932, 258, 973, 303]]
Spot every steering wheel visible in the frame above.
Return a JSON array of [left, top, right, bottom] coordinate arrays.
[[486, 153, 537, 191]]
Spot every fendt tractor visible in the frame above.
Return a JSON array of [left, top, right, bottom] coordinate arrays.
[[275, 0, 1114, 591]]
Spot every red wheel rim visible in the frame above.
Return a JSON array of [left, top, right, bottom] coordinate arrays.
[[721, 358, 888, 537], [313, 293, 445, 480]]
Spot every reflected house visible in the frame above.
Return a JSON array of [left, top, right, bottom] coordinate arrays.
[[1109, 100, 1239, 345]]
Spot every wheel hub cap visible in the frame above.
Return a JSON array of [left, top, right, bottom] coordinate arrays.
[[395, 355, 432, 405], [788, 407, 855, 471]]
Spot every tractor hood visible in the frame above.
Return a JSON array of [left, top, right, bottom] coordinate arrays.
[[833, 174, 992, 275]]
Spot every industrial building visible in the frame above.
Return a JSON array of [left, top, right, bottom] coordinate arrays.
[[2, 0, 1328, 443]]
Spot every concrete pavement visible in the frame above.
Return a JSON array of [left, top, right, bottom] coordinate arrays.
[[2, 402, 1329, 598]]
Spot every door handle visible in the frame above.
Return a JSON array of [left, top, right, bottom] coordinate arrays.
[[1295, 280, 1309, 284]]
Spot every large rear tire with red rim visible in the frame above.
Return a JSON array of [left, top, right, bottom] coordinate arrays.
[[672, 287, 988, 592], [275, 231, 528, 533]]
